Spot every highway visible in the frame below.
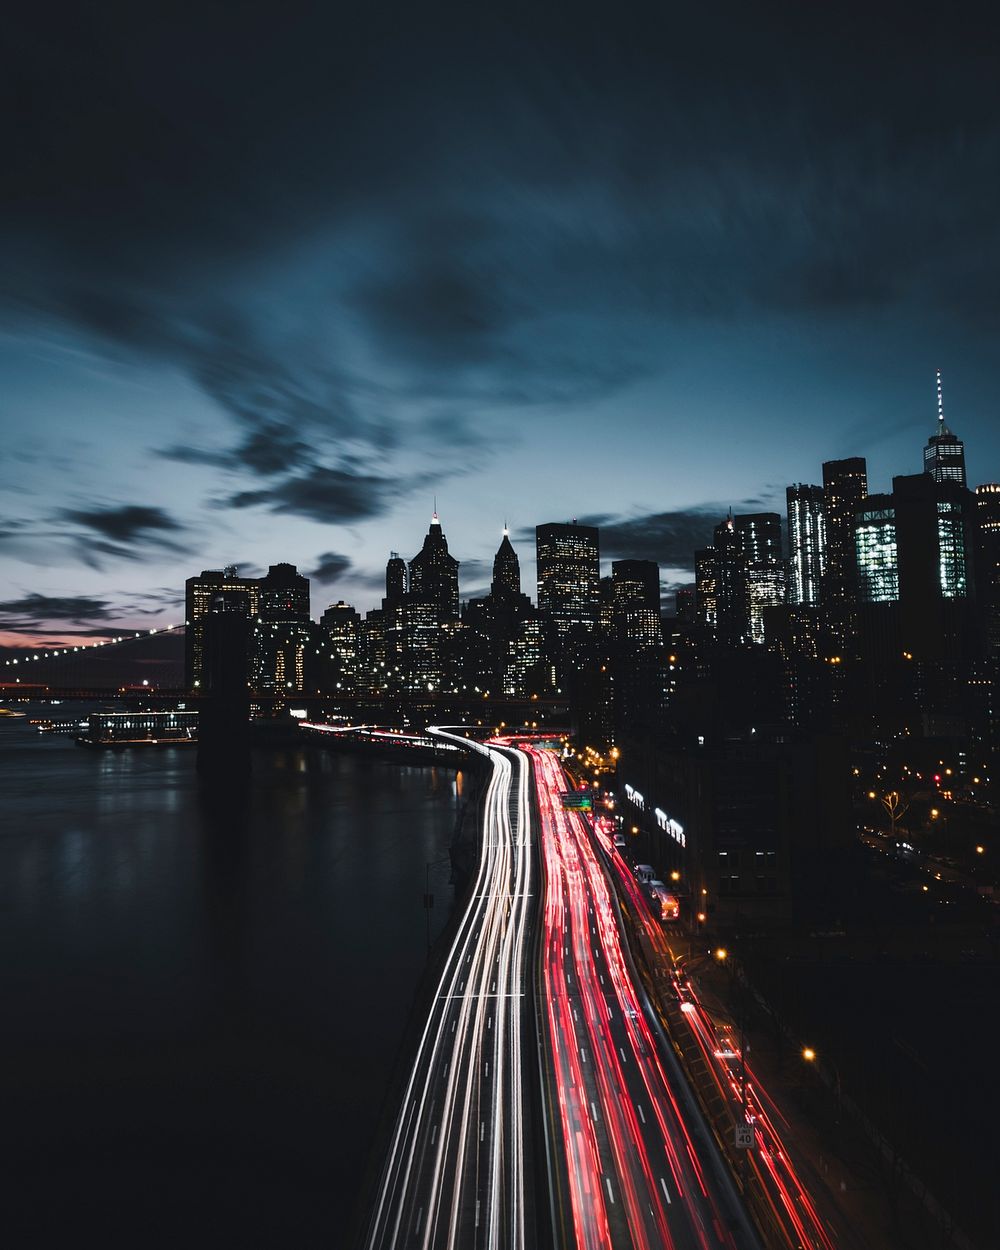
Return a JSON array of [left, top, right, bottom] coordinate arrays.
[[594, 821, 841, 1250], [362, 730, 535, 1250], [526, 744, 759, 1250]]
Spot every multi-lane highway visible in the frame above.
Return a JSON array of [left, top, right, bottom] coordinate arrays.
[[527, 743, 759, 1250], [362, 731, 535, 1250], [595, 821, 841, 1250]]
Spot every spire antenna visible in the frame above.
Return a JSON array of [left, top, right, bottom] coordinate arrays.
[[936, 369, 944, 428]]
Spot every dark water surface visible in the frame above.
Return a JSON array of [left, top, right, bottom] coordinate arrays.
[[0, 714, 462, 1246]]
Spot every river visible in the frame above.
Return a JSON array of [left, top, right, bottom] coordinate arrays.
[[0, 710, 463, 1246]]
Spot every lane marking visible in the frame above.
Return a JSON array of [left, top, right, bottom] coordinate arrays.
[[605, 1177, 615, 1205], [637, 1104, 646, 1124], [660, 1177, 672, 1205]]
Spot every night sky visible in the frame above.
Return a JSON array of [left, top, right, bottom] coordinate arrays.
[[3, 2, 1000, 646]]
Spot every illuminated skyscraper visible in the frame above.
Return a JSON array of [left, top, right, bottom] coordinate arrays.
[[385, 552, 407, 603], [491, 526, 521, 598], [409, 512, 460, 619], [536, 521, 600, 646], [924, 370, 966, 487], [854, 473, 976, 662], [712, 514, 749, 646], [822, 456, 868, 655], [185, 566, 260, 691], [786, 484, 826, 606], [252, 564, 312, 693], [855, 495, 898, 604], [733, 513, 785, 645], [975, 484, 1000, 657], [610, 559, 662, 646]]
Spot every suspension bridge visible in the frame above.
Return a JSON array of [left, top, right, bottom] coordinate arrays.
[[0, 624, 187, 696]]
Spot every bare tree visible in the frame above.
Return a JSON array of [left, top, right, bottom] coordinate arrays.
[[880, 790, 910, 838]]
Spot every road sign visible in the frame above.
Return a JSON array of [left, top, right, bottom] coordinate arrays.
[[734, 1123, 754, 1149], [560, 791, 593, 811]]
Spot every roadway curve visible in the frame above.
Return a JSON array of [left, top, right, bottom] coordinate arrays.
[[528, 743, 759, 1250], [597, 823, 840, 1250], [362, 731, 535, 1250]]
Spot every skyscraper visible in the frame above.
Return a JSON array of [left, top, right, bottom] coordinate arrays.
[[184, 566, 260, 691], [975, 483, 1000, 657], [610, 559, 662, 646], [733, 513, 785, 645], [409, 512, 460, 619], [712, 515, 749, 647], [491, 527, 521, 598], [536, 521, 600, 646], [854, 473, 976, 662], [251, 563, 312, 692], [385, 552, 407, 603], [822, 456, 868, 656], [786, 484, 826, 606], [924, 370, 966, 487], [733, 513, 782, 564]]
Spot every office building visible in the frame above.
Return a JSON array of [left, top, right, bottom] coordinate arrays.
[[251, 564, 312, 693], [610, 559, 662, 647], [491, 526, 521, 598], [385, 552, 407, 603], [712, 515, 749, 646], [536, 521, 600, 647], [733, 513, 785, 645], [975, 484, 1000, 657], [822, 457, 868, 656], [924, 370, 966, 487], [409, 512, 460, 619], [855, 473, 977, 663], [786, 484, 826, 606], [185, 566, 260, 690], [320, 601, 361, 692]]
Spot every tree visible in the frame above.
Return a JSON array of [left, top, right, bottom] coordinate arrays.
[[880, 790, 909, 838]]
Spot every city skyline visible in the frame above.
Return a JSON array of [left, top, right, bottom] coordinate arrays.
[[4, 4, 1000, 646], [0, 396, 994, 651]]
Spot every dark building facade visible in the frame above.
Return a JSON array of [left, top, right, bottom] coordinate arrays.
[[251, 563, 313, 693], [185, 566, 260, 691], [409, 513, 460, 619], [975, 483, 1000, 658], [786, 483, 826, 607], [734, 513, 785, 645], [536, 521, 600, 649], [924, 371, 966, 487], [822, 457, 868, 658], [610, 559, 662, 647], [855, 473, 977, 665]]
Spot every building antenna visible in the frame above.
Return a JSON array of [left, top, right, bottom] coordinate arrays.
[[936, 368, 945, 429]]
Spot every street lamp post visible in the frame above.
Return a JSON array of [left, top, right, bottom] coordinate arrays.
[[717, 947, 751, 1180], [803, 1045, 842, 1122]]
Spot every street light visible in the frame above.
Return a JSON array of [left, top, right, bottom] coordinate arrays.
[[803, 1046, 841, 1120]]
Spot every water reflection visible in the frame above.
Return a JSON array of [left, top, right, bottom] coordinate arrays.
[[0, 718, 462, 1241]]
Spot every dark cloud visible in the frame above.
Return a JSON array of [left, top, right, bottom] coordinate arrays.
[[159, 422, 312, 476], [59, 504, 183, 544], [571, 502, 774, 571], [224, 466, 397, 524], [52, 503, 189, 569], [307, 552, 352, 584], [4, 2, 997, 478], [0, 592, 117, 632]]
